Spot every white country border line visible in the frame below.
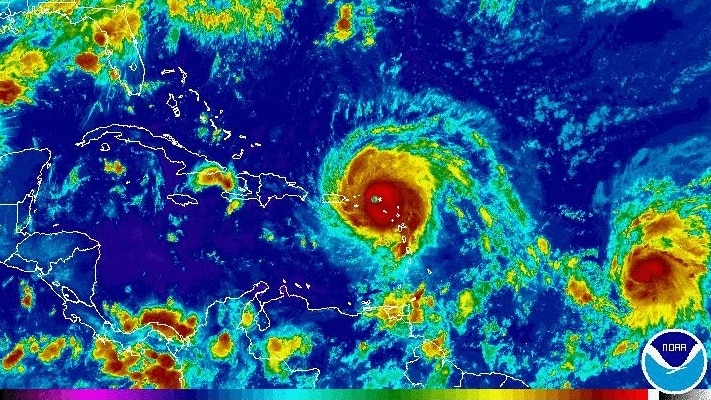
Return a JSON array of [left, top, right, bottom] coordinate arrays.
[[144, 281, 269, 355], [0, 148, 119, 340], [11, 2, 146, 96], [364, 292, 530, 390], [205, 281, 361, 385], [249, 172, 308, 208], [402, 339, 530, 389], [78, 123, 309, 208], [161, 67, 235, 142], [166, 193, 198, 207], [455, 368, 530, 389], [11, 230, 99, 274], [76, 123, 214, 175], [256, 283, 361, 325]]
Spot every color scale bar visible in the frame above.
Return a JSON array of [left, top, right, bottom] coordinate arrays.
[[0, 389, 654, 400]]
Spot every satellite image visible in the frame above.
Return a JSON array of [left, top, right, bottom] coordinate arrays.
[[1, 0, 710, 392]]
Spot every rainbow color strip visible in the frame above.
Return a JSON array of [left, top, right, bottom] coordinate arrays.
[[0, 389, 655, 399]]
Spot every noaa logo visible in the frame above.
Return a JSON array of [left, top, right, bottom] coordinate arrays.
[[641, 329, 708, 394]]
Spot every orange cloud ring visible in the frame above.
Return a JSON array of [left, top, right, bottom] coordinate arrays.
[[613, 210, 710, 331], [333, 145, 438, 258]]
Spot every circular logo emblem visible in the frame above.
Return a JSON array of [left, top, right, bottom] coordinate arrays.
[[641, 329, 708, 394]]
